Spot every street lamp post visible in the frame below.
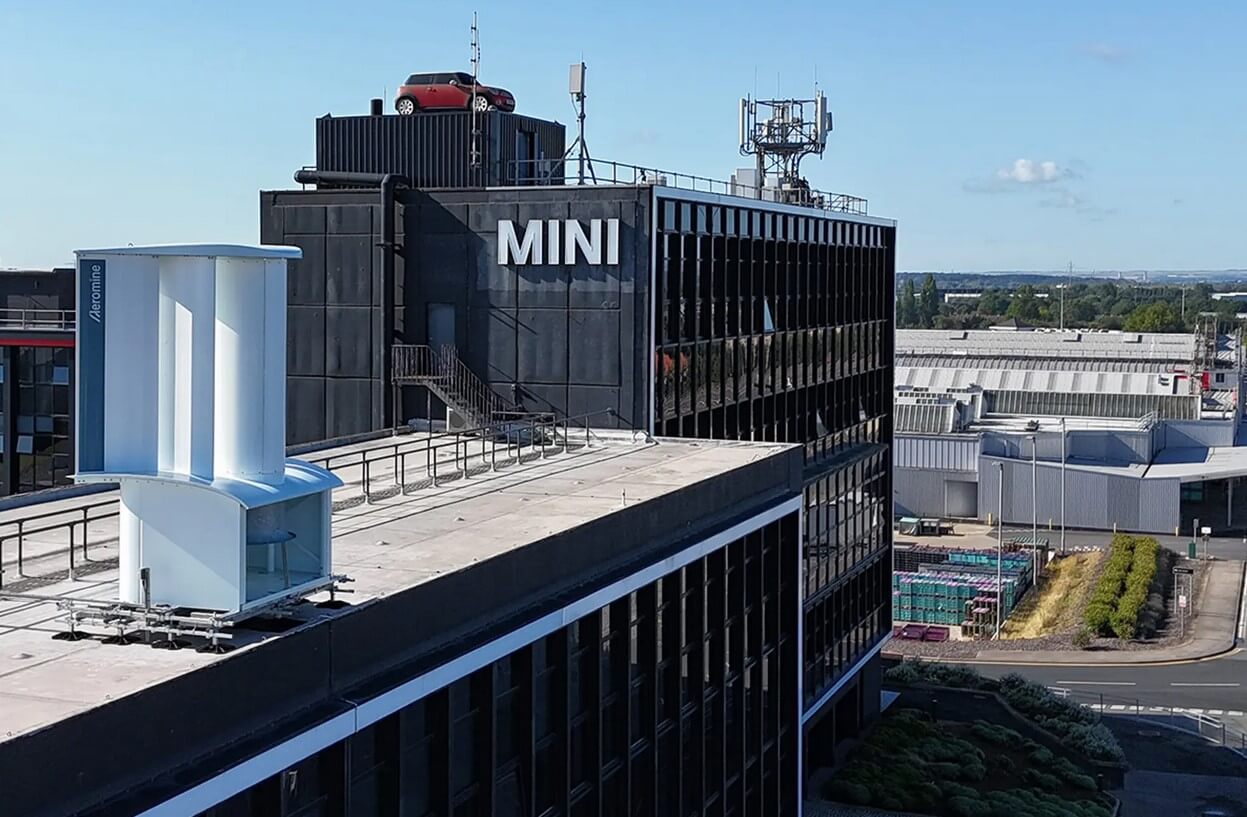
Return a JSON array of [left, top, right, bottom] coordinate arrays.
[[1060, 418, 1067, 555], [1031, 434, 1039, 578], [996, 461, 1004, 638]]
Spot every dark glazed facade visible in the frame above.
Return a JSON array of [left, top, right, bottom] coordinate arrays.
[[191, 514, 801, 817], [0, 268, 76, 496], [650, 191, 895, 729]]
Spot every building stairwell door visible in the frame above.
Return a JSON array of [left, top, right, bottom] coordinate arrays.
[[427, 302, 456, 426]]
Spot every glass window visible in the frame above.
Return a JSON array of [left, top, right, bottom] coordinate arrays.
[[52, 366, 69, 385], [16, 435, 32, 454]]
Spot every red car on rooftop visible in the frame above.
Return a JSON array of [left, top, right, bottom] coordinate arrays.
[[395, 72, 516, 115]]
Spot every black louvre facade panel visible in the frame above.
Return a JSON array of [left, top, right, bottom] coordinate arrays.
[[315, 112, 566, 188], [650, 191, 896, 712]]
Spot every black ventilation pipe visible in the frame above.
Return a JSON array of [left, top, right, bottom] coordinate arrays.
[[369, 98, 383, 116], [292, 170, 410, 429]]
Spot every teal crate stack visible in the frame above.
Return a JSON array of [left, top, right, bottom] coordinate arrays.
[[893, 570, 1022, 627]]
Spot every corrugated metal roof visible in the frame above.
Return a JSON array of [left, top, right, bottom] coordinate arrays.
[[894, 402, 957, 434], [895, 354, 1177, 374], [895, 365, 1188, 396], [896, 329, 1197, 363]]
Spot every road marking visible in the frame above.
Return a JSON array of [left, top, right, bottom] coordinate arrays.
[[1087, 705, 1245, 717], [1169, 682, 1240, 687], [1238, 562, 1247, 642], [1055, 680, 1136, 686]]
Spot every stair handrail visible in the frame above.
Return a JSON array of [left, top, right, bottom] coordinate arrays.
[[435, 344, 506, 425]]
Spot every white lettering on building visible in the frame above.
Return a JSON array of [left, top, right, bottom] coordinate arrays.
[[89, 263, 103, 324], [498, 218, 620, 266]]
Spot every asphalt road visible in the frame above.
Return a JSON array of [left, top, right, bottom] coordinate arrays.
[[973, 650, 1247, 714]]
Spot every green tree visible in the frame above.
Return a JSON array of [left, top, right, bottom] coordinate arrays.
[[918, 274, 940, 328], [1123, 301, 1181, 333], [977, 289, 1009, 316], [897, 279, 919, 327], [1006, 284, 1041, 321], [1070, 299, 1097, 324]]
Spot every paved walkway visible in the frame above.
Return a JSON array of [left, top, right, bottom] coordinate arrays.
[[976, 558, 1244, 665]]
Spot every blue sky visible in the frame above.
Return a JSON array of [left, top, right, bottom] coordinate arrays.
[[1, 1, 1243, 272]]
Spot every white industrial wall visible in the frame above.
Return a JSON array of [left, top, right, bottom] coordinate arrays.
[[980, 428, 1154, 466], [894, 468, 977, 518], [977, 455, 1180, 534], [1161, 419, 1236, 449], [894, 434, 978, 471]]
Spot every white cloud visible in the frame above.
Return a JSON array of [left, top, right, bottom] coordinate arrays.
[[997, 159, 1067, 184]]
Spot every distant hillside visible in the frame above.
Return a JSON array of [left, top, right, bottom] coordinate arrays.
[[898, 270, 1247, 288]]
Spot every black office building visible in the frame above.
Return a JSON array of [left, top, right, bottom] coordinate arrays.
[[0, 268, 77, 496], [262, 115, 896, 795]]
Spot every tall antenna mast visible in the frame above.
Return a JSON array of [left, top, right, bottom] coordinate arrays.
[[561, 61, 595, 184], [469, 12, 482, 171]]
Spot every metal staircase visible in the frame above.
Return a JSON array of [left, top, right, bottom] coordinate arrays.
[[393, 344, 533, 431]]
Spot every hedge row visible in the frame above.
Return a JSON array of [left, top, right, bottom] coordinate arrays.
[[1083, 533, 1160, 639]]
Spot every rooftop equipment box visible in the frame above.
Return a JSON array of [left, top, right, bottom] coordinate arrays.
[[315, 111, 567, 188]]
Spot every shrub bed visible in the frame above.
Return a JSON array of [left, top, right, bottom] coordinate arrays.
[[884, 660, 1126, 763], [883, 660, 986, 689], [997, 674, 1125, 762], [823, 709, 1113, 817], [1082, 533, 1160, 639]]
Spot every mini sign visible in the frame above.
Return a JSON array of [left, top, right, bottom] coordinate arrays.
[[498, 218, 621, 266], [1173, 566, 1194, 575]]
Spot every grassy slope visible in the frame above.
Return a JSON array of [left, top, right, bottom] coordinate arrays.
[[1002, 552, 1103, 639]]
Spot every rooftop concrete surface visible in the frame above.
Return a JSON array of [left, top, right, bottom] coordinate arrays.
[[0, 432, 797, 743]]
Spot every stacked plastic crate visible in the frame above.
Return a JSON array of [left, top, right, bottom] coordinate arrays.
[[891, 546, 1033, 632]]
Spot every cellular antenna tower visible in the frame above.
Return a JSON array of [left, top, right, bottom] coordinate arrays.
[[739, 88, 833, 205]]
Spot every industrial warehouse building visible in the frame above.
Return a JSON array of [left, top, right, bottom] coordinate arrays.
[[893, 327, 1247, 535], [0, 106, 895, 816]]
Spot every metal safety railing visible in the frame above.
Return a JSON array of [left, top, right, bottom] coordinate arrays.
[[0, 499, 118, 588], [393, 344, 512, 429], [1049, 686, 1247, 755], [0, 307, 75, 331], [305, 408, 616, 505], [0, 408, 621, 588], [507, 157, 869, 216]]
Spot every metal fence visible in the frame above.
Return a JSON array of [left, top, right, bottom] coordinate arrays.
[[0, 499, 118, 589], [1049, 685, 1247, 755], [507, 157, 869, 216], [0, 409, 619, 590], [0, 307, 75, 331], [306, 408, 615, 508]]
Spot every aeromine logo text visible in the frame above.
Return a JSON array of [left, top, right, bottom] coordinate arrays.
[[88, 263, 103, 323]]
